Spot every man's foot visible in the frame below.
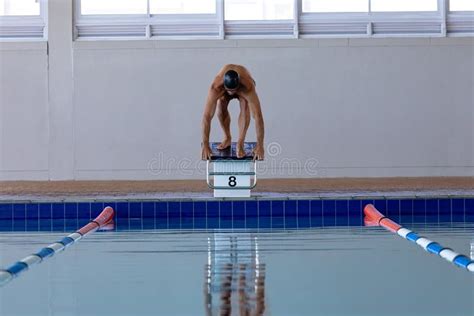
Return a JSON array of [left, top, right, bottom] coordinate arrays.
[[236, 143, 245, 158], [217, 137, 232, 150]]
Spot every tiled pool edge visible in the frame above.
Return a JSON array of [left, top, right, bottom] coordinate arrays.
[[0, 189, 473, 203], [0, 197, 472, 222]]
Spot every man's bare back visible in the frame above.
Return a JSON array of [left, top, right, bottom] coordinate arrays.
[[201, 64, 265, 160]]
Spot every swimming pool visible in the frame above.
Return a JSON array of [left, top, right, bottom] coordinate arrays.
[[0, 197, 473, 315]]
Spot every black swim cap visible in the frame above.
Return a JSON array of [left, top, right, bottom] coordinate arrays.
[[224, 70, 240, 90]]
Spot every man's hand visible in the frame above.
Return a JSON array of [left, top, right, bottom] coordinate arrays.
[[201, 144, 212, 160], [253, 144, 264, 161]]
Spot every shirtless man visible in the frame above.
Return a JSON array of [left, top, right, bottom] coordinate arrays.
[[201, 64, 265, 160]]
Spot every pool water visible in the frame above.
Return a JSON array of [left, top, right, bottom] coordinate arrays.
[[0, 221, 473, 316]]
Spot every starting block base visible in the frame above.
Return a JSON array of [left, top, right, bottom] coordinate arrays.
[[206, 142, 259, 198], [213, 161, 252, 198]]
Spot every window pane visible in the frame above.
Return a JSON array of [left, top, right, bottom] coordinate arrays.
[[371, 0, 438, 12], [225, 0, 294, 20], [150, 0, 216, 14], [0, 0, 40, 16], [450, 0, 474, 11], [302, 0, 368, 13], [81, 0, 147, 15]]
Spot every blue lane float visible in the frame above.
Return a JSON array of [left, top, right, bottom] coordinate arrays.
[[364, 204, 474, 272], [0, 206, 114, 287]]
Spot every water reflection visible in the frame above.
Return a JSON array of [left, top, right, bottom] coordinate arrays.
[[204, 234, 266, 316]]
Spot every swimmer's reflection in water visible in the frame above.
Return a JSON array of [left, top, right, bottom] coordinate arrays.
[[204, 234, 266, 316]]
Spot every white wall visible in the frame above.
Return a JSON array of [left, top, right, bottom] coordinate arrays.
[[0, 2, 473, 180], [0, 42, 49, 180]]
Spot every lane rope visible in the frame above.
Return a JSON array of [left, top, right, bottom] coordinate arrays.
[[0, 206, 114, 287], [364, 204, 473, 272]]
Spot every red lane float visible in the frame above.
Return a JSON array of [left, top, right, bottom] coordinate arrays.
[[364, 204, 401, 232], [0, 206, 115, 287], [363, 204, 473, 272]]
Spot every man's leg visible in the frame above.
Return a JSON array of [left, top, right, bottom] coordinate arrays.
[[237, 99, 251, 158], [217, 98, 232, 150]]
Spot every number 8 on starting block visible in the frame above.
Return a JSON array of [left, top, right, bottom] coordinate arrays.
[[206, 142, 258, 198]]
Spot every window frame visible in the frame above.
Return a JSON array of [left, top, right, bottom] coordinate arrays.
[[0, 0, 48, 41], [74, 0, 224, 40], [447, 0, 474, 12], [299, 0, 444, 38], [369, 0, 439, 13], [446, 0, 474, 35], [72, 0, 473, 40]]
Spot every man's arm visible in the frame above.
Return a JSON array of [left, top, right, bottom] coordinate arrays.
[[245, 91, 265, 160], [201, 88, 219, 160]]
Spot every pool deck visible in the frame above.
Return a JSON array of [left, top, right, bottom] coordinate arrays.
[[0, 177, 473, 202]]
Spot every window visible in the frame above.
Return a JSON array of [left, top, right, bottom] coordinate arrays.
[[302, 0, 438, 13], [300, 0, 443, 37], [302, 0, 368, 13], [150, 0, 216, 15], [79, 0, 217, 15], [450, 0, 474, 11], [0, 0, 40, 16], [75, 0, 221, 39], [74, 0, 474, 39], [80, 0, 147, 15], [447, 0, 474, 35], [225, 0, 294, 20], [371, 0, 438, 12], [223, 0, 295, 38], [0, 0, 45, 39]]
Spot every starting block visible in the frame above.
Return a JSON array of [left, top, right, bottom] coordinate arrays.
[[206, 142, 259, 198]]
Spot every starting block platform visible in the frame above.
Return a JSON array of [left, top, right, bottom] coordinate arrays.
[[206, 142, 259, 198]]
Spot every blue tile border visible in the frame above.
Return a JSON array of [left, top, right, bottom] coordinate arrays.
[[13, 204, 26, 220], [181, 202, 193, 229], [116, 202, 129, 219], [129, 202, 141, 219], [194, 201, 206, 218], [0, 198, 472, 231], [65, 203, 77, 219], [52, 203, 64, 220], [0, 204, 13, 220], [246, 201, 258, 229], [26, 203, 39, 220], [207, 201, 219, 219], [39, 203, 52, 219], [142, 202, 154, 219], [311, 200, 323, 218], [77, 203, 90, 220], [298, 200, 310, 228], [233, 201, 245, 221], [323, 200, 336, 226]]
